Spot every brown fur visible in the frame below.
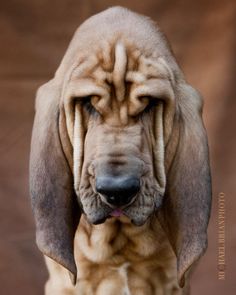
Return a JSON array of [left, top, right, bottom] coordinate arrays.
[[30, 7, 211, 295]]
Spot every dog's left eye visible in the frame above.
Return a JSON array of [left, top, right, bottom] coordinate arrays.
[[143, 97, 158, 113]]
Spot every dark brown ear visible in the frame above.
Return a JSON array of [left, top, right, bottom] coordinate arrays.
[[30, 80, 80, 284], [158, 83, 212, 287]]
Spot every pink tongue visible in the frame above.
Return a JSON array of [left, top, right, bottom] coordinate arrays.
[[110, 209, 123, 217]]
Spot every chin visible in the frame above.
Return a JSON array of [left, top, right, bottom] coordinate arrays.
[[81, 192, 164, 227], [84, 206, 152, 227]]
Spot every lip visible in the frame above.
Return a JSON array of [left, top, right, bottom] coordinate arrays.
[[110, 208, 123, 217]]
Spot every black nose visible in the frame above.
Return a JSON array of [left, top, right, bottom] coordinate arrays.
[[96, 176, 140, 207]]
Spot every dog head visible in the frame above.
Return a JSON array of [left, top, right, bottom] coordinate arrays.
[[30, 7, 211, 287]]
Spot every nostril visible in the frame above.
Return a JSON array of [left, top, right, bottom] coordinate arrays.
[[96, 176, 140, 207]]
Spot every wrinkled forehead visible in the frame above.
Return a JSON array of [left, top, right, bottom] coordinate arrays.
[[81, 41, 170, 75], [67, 40, 175, 100]]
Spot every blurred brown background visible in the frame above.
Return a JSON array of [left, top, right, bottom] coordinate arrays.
[[0, 0, 235, 294]]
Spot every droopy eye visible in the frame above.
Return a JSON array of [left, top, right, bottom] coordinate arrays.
[[77, 96, 97, 114], [129, 95, 158, 116], [143, 96, 158, 113]]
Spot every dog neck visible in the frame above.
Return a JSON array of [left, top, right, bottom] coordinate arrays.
[[73, 214, 182, 294]]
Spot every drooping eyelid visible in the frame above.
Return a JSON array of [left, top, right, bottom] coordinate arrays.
[[74, 95, 92, 103], [74, 96, 97, 115], [66, 79, 107, 107], [129, 95, 159, 116], [142, 96, 159, 113], [138, 95, 159, 102], [74, 94, 111, 117]]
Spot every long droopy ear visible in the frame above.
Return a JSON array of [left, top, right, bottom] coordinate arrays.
[[158, 83, 212, 287], [30, 80, 80, 284]]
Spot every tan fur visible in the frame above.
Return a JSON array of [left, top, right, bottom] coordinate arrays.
[[30, 7, 211, 295], [45, 215, 186, 295]]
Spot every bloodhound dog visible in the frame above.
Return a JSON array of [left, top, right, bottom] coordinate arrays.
[[30, 6, 212, 295]]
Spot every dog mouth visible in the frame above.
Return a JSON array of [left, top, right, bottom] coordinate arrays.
[[80, 189, 163, 226], [89, 205, 151, 226], [92, 207, 129, 224]]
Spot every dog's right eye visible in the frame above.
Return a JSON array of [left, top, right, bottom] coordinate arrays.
[[78, 96, 97, 114]]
